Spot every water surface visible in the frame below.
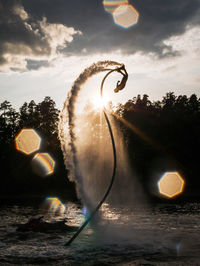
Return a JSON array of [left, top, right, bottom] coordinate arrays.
[[0, 201, 200, 265]]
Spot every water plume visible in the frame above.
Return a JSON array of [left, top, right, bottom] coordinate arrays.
[[59, 61, 121, 209], [59, 60, 145, 225]]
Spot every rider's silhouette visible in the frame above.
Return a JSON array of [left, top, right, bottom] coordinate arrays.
[[114, 65, 128, 93]]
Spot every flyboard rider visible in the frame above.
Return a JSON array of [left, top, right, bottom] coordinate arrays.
[[114, 64, 128, 93]]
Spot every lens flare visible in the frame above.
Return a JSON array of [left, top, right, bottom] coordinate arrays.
[[158, 172, 185, 198], [82, 206, 90, 219], [15, 128, 41, 155], [83, 206, 87, 217], [32, 152, 55, 177], [113, 4, 139, 28], [103, 0, 128, 14], [44, 197, 65, 217], [92, 93, 109, 110]]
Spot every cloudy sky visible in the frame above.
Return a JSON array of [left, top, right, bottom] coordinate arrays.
[[0, 0, 200, 109]]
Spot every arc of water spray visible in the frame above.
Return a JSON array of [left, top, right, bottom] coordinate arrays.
[[60, 62, 128, 246]]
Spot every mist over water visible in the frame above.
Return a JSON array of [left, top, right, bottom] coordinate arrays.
[[1, 202, 200, 265], [58, 61, 146, 230], [58, 61, 121, 203]]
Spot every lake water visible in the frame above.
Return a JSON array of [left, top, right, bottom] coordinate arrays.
[[0, 201, 200, 265]]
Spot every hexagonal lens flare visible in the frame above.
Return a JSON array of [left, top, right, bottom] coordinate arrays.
[[44, 197, 65, 217], [32, 152, 55, 177], [103, 0, 128, 14], [15, 129, 41, 155], [113, 4, 139, 28], [158, 172, 185, 198]]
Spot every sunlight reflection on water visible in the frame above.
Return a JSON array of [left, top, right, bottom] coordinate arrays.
[[101, 203, 121, 220], [0, 202, 200, 265]]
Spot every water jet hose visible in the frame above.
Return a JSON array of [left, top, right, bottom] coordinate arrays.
[[65, 65, 127, 246]]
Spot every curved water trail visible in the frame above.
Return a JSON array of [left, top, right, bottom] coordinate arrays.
[[58, 61, 121, 209], [58, 60, 146, 245]]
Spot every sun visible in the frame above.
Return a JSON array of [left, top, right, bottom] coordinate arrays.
[[92, 94, 109, 110]]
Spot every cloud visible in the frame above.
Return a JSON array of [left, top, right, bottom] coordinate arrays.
[[34, 0, 199, 58], [30, 25, 199, 107], [39, 17, 81, 55], [163, 26, 200, 57], [1, 0, 200, 72], [0, 0, 81, 72], [1, 24, 199, 111], [12, 3, 28, 20]]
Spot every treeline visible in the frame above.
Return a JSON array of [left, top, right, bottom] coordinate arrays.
[[0, 92, 200, 202], [115, 92, 200, 202], [0, 97, 76, 200]]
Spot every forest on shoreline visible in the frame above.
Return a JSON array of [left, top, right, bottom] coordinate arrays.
[[1, 92, 200, 203]]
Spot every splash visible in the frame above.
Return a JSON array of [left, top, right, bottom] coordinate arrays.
[[59, 61, 121, 206], [59, 60, 145, 220]]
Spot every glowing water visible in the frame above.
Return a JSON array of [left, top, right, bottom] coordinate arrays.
[[58, 61, 145, 228], [1, 202, 200, 265]]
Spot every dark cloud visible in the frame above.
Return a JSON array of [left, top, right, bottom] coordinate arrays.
[[0, 0, 49, 68], [0, 0, 80, 71], [22, 0, 200, 57], [26, 59, 50, 70], [1, 0, 200, 71]]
